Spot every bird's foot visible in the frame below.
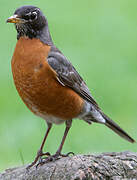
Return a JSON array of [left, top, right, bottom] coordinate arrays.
[[36, 151, 74, 168], [26, 150, 51, 170]]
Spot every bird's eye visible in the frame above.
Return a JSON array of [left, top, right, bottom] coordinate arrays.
[[30, 12, 37, 20], [23, 14, 30, 20]]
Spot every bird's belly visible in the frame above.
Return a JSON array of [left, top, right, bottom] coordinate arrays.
[[13, 74, 83, 121]]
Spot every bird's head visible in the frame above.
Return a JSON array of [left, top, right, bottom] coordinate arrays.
[[7, 6, 50, 42]]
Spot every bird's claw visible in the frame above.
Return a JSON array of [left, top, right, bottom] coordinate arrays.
[[26, 151, 51, 170], [60, 151, 75, 157], [36, 151, 74, 168]]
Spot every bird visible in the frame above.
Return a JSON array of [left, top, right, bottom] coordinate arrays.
[[7, 5, 135, 168]]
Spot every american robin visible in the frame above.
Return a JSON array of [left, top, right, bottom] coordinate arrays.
[[7, 5, 135, 168]]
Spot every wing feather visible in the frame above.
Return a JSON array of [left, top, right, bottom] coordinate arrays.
[[47, 46, 99, 109]]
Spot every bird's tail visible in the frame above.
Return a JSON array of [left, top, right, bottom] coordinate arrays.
[[100, 111, 135, 143]]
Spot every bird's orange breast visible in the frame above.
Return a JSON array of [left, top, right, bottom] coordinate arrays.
[[11, 37, 84, 120]]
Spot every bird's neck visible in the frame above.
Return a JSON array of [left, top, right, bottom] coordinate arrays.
[[37, 25, 54, 46], [17, 24, 54, 46]]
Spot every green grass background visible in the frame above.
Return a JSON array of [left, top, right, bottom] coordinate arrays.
[[0, 0, 137, 171]]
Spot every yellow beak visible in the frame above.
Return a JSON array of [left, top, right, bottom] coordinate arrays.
[[6, 15, 25, 23]]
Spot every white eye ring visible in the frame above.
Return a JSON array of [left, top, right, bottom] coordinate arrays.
[[30, 11, 37, 20]]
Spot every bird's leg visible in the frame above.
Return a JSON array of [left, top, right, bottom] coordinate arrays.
[[54, 120, 74, 157], [36, 120, 74, 167], [27, 123, 52, 169]]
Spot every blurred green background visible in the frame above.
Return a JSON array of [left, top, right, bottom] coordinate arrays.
[[0, 0, 137, 171]]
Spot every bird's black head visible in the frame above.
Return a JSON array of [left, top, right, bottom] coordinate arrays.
[[7, 6, 53, 45]]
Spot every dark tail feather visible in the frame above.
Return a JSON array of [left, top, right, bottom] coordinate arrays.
[[100, 112, 135, 143]]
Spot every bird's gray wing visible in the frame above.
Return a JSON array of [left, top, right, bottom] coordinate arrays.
[[47, 47, 135, 143], [47, 46, 99, 109]]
